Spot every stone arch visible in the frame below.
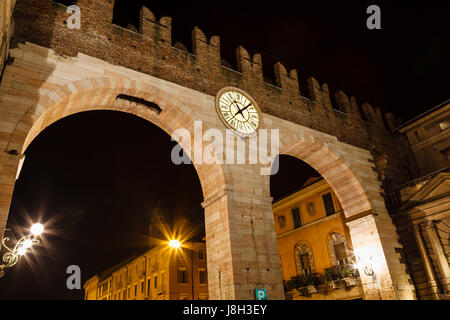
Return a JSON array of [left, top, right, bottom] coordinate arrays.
[[276, 132, 377, 218], [5, 77, 228, 200], [267, 131, 416, 299]]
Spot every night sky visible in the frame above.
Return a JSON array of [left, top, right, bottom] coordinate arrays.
[[0, 0, 448, 299]]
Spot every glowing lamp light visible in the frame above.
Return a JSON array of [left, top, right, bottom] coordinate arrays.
[[17, 247, 27, 256], [30, 223, 44, 236], [23, 239, 33, 249], [168, 239, 181, 249]]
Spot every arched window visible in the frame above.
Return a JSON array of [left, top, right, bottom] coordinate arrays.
[[277, 215, 286, 228], [328, 232, 353, 266], [294, 243, 314, 275]]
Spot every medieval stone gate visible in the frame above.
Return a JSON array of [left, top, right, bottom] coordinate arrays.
[[0, 0, 416, 299]]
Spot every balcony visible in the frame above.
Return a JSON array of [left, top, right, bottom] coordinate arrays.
[[284, 265, 361, 299]]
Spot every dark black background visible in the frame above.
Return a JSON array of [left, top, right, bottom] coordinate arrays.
[[0, 0, 448, 299]]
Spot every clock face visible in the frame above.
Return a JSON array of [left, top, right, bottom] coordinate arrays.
[[216, 89, 261, 135]]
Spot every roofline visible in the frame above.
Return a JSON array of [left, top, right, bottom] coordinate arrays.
[[395, 99, 450, 132], [272, 176, 326, 208]]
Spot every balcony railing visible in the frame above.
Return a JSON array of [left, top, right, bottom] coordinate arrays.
[[284, 264, 360, 297]]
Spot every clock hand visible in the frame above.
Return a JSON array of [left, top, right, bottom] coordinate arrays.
[[239, 103, 252, 113], [230, 101, 244, 120], [232, 103, 252, 120]]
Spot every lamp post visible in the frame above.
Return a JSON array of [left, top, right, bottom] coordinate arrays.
[[0, 223, 44, 278], [355, 255, 381, 300]]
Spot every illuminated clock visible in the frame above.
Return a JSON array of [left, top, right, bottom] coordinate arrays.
[[215, 87, 261, 135]]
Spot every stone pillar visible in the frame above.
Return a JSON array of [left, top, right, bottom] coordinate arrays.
[[0, 152, 22, 241], [347, 213, 416, 300], [412, 223, 440, 299], [424, 221, 450, 294], [202, 187, 285, 300]]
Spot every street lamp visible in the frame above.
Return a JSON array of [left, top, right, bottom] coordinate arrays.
[[0, 223, 44, 278]]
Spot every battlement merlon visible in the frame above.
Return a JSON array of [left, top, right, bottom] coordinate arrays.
[[11, 0, 401, 133], [140, 7, 171, 45]]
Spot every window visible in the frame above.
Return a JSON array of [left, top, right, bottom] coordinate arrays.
[[161, 272, 165, 290], [294, 243, 314, 275], [134, 283, 137, 296], [334, 243, 348, 265], [292, 207, 302, 229], [178, 268, 188, 284], [154, 275, 158, 289], [322, 192, 335, 216], [439, 119, 450, 131], [147, 278, 151, 295], [127, 287, 130, 299], [199, 269, 207, 284], [328, 232, 352, 266], [299, 253, 311, 275], [122, 289, 126, 300], [141, 280, 144, 293], [198, 250, 204, 260], [277, 215, 286, 228]]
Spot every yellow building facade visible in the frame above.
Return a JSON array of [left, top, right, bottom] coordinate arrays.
[[273, 177, 365, 300], [84, 242, 208, 300]]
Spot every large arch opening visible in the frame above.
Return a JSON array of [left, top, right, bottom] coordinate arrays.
[[270, 154, 364, 300], [0, 77, 233, 300], [0, 110, 208, 300]]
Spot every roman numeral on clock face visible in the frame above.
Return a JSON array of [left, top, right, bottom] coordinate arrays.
[[217, 90, 260, 134]]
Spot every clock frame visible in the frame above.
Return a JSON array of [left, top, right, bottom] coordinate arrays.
[[215, 87, 262, 135]]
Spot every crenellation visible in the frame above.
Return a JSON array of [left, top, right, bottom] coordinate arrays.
[[192, 27, 221, 67], [319, 83, 332, 110], [273, 62, 301, 102], [235, 46, 263, 82], [335, 90, 351, 113], [307, 76, 321, 102], [362, 102, 376, 123], [349, 96, 362, 120], [374, 106, 386, 129], [384, 112, 399, 131]]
